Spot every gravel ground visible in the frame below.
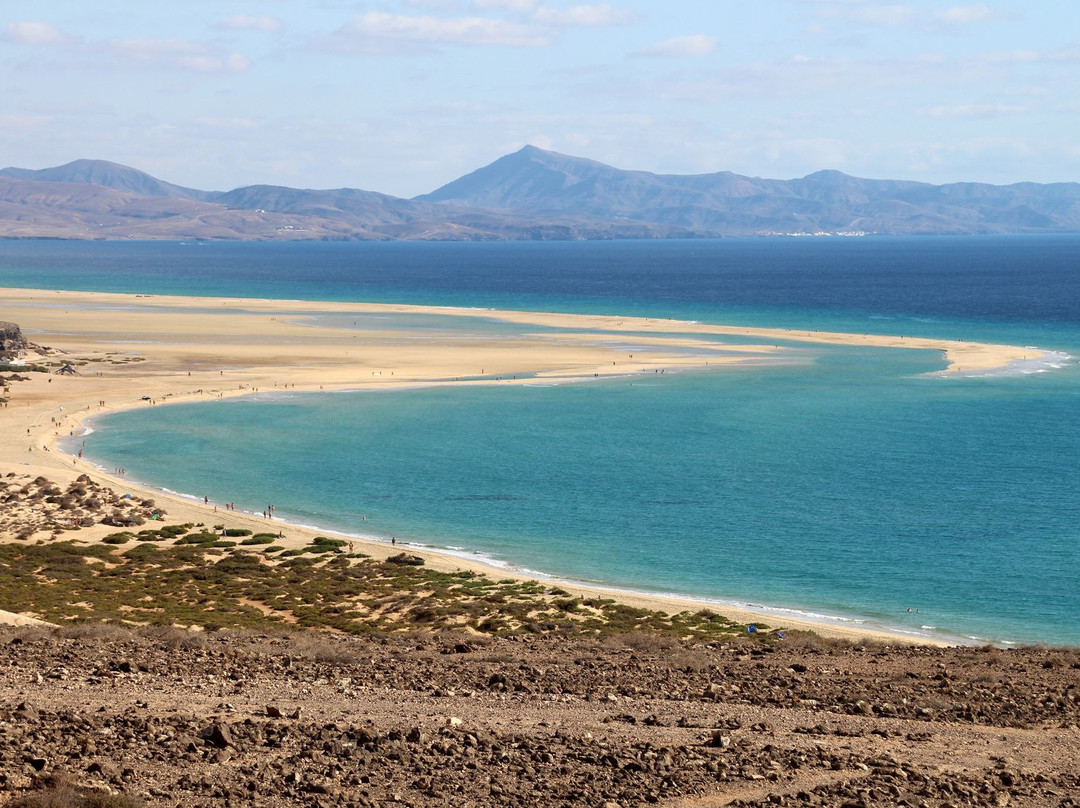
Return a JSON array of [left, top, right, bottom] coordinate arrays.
[[1, 626, 1078, 807]]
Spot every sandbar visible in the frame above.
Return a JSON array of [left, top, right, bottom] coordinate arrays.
[[1, 287, 1050, 643]]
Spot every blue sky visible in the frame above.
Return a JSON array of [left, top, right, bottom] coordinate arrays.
[[2, 1, 1078, 196]]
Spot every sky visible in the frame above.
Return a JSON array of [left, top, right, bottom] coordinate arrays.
[[2, 1, 1079, 197]]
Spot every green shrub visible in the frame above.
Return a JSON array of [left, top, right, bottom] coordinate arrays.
[[240, 535, 275, 545], [102, 532, 133, 545], [177, 532, 219, 545], [223, 528, 253, 537]]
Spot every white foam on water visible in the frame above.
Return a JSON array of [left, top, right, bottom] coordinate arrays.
[[931, 348, 1073, 379]]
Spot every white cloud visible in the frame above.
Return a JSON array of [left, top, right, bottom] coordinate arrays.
[[337, 12, 548, 47], [330, 3, 634, 51], [808, 2, 999, 30], [531, 4, 636, 27], [2, 21, 72, 46], [920, 103, 1026, 119], [0, 113, 51, 131], [1048, 45, 1080, 63], [471, 0, 537, 10], [980, 49, 1040, 64], [195, 118, 260, 129], [218, 15, 284, 32], [635, 35, 718, 58], [934, 5, 992, 25], [109, 39, 252, 73], [846, 4, 918, 27], [402, 0, 472, 9]]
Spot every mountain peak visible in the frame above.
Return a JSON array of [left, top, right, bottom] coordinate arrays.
[[3, 149, 1079, 239], [515, 144, 547, 156], [801, 169, 855, 183], [0, 159, 214, 201]]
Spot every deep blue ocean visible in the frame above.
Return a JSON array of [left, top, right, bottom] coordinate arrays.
[[3, 237, 1079, 645]]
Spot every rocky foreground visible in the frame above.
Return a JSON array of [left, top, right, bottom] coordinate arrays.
[[1, 625, 1078, 808]]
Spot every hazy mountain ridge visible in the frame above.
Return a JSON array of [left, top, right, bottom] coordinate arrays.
[[2, 147, 1079, 240], [419, 146, 1080, 235], [0, 159, 218, 203]]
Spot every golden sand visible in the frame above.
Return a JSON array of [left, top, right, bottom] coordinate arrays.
[[2, 288, 1045, 642]]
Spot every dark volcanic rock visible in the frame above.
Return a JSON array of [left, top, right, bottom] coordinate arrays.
[[0, 321, 27, 360], [386, 552, 425, 566]]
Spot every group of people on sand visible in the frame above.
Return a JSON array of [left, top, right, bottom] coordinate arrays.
[[207, 497, 239, 513]]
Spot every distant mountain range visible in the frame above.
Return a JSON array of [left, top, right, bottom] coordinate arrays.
[[2, 147, 1079, 241]]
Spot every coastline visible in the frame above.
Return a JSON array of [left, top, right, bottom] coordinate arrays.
[[59, 451, 981, 648], [2, 287, 1059, 645]]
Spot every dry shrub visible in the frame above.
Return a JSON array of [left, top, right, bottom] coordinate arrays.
[[12, 790, 144, 808], [608, 632, 680, 655], [54, 623, 134, 643], [288, 632, 360, 664], [433, 627, 493, 649], [1039, 649, 1080, 669], [666, 647, 714, 673], [135, 624, 206, 650], [0, 627, 53, 646], [775, 630, 866, 653], [10, 775, 144, 808]]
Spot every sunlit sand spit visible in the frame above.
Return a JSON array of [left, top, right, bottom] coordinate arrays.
[[1, 287, 1051, 642]]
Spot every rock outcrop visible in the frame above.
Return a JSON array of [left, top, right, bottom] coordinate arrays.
[[0, 321, 27, 360]]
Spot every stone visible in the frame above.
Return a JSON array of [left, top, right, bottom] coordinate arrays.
[[386, 552, 425, 566], [708, 732, 732, 749], [213, 748, 234, 764], [206, 723, 234, 749], [87, 760, 122, 781]]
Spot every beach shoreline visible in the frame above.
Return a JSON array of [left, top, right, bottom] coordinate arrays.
[[59, 443, 982, 648], [1, 287, 1059, 645]]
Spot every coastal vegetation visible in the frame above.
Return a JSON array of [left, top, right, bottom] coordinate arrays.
[[3, 469, 1080, 807], [0, 531, 752, 640]]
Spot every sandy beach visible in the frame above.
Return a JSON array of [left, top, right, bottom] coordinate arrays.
[[1, 287, 1048, 643]]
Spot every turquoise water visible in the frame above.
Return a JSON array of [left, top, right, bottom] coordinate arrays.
[[6, 237, 1079, 645], [79, 335, 1080, 646]]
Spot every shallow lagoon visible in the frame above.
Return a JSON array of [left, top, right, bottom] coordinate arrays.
[[7, 236, 1079, 645]]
